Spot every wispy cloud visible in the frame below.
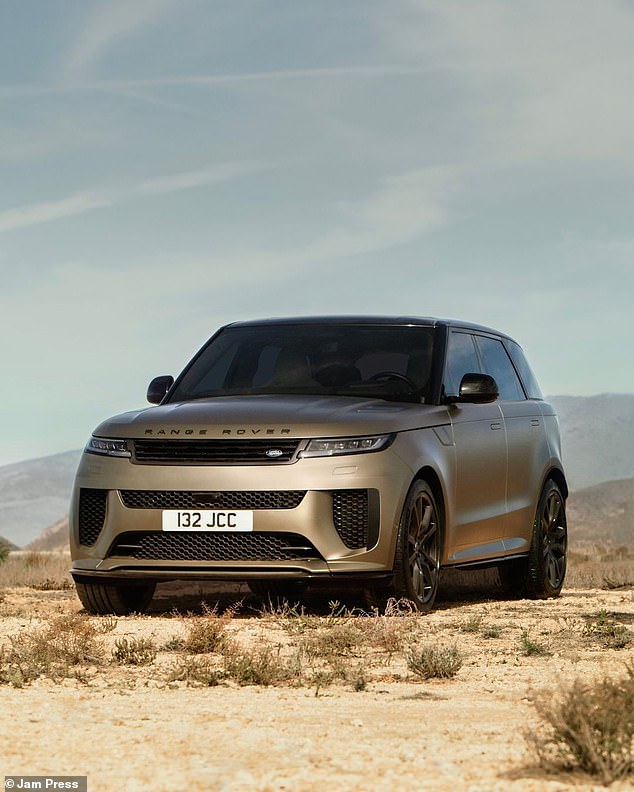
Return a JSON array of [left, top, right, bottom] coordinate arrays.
[[0, 192, 110, 234], [63, 0, 180, 76], [0, 161, 272, 234], [0, 65, 433, 99], [136, 161, 273, 197]]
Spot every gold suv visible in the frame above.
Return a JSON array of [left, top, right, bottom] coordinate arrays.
[[70, 316, 568, 614]]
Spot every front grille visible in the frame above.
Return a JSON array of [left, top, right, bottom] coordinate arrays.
[[332, 490, 370, 549], [78, 489, 107, 546], [133, 438, 301, 465], [119, 490, 306, 510], [108, 531, 321, 562]]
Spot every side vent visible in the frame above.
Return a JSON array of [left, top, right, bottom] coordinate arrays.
[[78, 489, 108, 546], [332, 489, 380, 550]]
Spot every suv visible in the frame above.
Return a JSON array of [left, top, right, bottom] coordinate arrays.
[[70, 316, 568, 614]]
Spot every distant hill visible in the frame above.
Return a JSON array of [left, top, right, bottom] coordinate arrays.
[[550, 394, 634, 491], [26, 516, 68, 552], [567, 477, 634, 547], [0, 450, 81, 548], [0, 535, 19, 552]]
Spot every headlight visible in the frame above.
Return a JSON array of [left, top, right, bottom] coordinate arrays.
[[86, 437, 131, 458], [299, 434, 394, 458]]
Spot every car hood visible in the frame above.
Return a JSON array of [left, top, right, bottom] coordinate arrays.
[[92, 395, 450, 439]]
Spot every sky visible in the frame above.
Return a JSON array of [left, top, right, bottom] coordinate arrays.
[[1, 0, 633, 467]]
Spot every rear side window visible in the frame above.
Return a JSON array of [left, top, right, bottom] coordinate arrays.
[[475, 336, 525, 401], [504, 339, 544, 399]]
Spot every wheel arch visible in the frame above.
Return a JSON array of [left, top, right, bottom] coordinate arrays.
[[544, 467, 568, 500], [411, 465, 447, 531]]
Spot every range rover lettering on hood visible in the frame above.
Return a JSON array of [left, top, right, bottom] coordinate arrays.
[[143, 428, 292, 436]]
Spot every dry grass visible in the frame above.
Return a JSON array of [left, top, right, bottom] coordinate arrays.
[[0, 612, 104, 686], [566, 547, 634, 590], [0, 551, 72, 589], [528, 666, 634, 785]]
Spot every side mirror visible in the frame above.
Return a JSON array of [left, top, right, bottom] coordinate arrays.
[[447, 373, 499, 404], [147, 375, 174, 405]]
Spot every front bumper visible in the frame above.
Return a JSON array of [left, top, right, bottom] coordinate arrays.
[[69, 447, 414, 582]]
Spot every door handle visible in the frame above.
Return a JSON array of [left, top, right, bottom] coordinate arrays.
[[490, 422, 502, 430]]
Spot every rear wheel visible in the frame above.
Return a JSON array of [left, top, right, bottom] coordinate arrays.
[[526, 480, 567, 598], [74, 580, 156, 615]]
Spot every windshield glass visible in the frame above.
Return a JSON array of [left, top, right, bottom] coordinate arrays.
[[170, 324, 435, 404]]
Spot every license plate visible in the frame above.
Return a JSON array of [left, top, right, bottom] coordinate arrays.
[[162, 510, 253, 532]]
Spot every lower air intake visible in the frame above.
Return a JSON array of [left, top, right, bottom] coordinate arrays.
[[108, 531, 321, 562]]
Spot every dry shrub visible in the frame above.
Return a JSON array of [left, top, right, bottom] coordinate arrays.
[[166, 656, 222, 687], [111, 637, 157, 665], [182, 602, 233, 654], [528, 667, 634, 785], [222, 640, 302, 686], [0, 613, 103, 686], [583, 611, 632, 650], [406, 644, 464, 680], [519, 630, 551, 657], [367, 597, 418, 655], [301, 621, 364, 659]]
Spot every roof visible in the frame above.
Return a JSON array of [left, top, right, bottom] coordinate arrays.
[[225, 315, 511, 338]]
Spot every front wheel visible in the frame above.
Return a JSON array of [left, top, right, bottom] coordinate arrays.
[[526, 480, 568, 598], [390, 480, 442, 612], [74, 580, 156, 615]]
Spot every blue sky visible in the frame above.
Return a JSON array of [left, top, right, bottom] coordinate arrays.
[[1, 0, 633, 466]]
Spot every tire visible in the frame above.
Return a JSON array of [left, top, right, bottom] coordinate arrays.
[[526, 480, 567, 598], [497, 557, 528, 598], [74, 580, 156, 615], [389, 480, 442, 612]]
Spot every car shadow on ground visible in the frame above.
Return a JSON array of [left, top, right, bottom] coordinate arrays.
[[146, 567, 512, 617]]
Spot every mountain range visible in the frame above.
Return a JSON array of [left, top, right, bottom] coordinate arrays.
[[1, 393, 633, 549]]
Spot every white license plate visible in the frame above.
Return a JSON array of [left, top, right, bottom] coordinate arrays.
[[162, 510, 253, 532]]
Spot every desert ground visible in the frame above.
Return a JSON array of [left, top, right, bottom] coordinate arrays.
[[1, 559, 633, 791]]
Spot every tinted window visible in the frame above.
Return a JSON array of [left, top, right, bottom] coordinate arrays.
[[443, 332, 481, 397], [171, 325, 435, 404], [504, 339, 543, 399], [475, 336, 525, 401]]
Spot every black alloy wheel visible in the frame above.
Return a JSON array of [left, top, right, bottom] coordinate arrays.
[[393, 480, 442, 612], [526, 480, 567, 598]]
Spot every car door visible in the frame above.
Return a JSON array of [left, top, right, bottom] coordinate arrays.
[[474, 334, 548, 551], [443, 330, 507, 563]]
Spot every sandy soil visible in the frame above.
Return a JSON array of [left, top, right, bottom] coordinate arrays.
[[1, 581, 633, 792]]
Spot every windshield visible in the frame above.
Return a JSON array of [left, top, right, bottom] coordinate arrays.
[[170, 324, 435, 404]]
